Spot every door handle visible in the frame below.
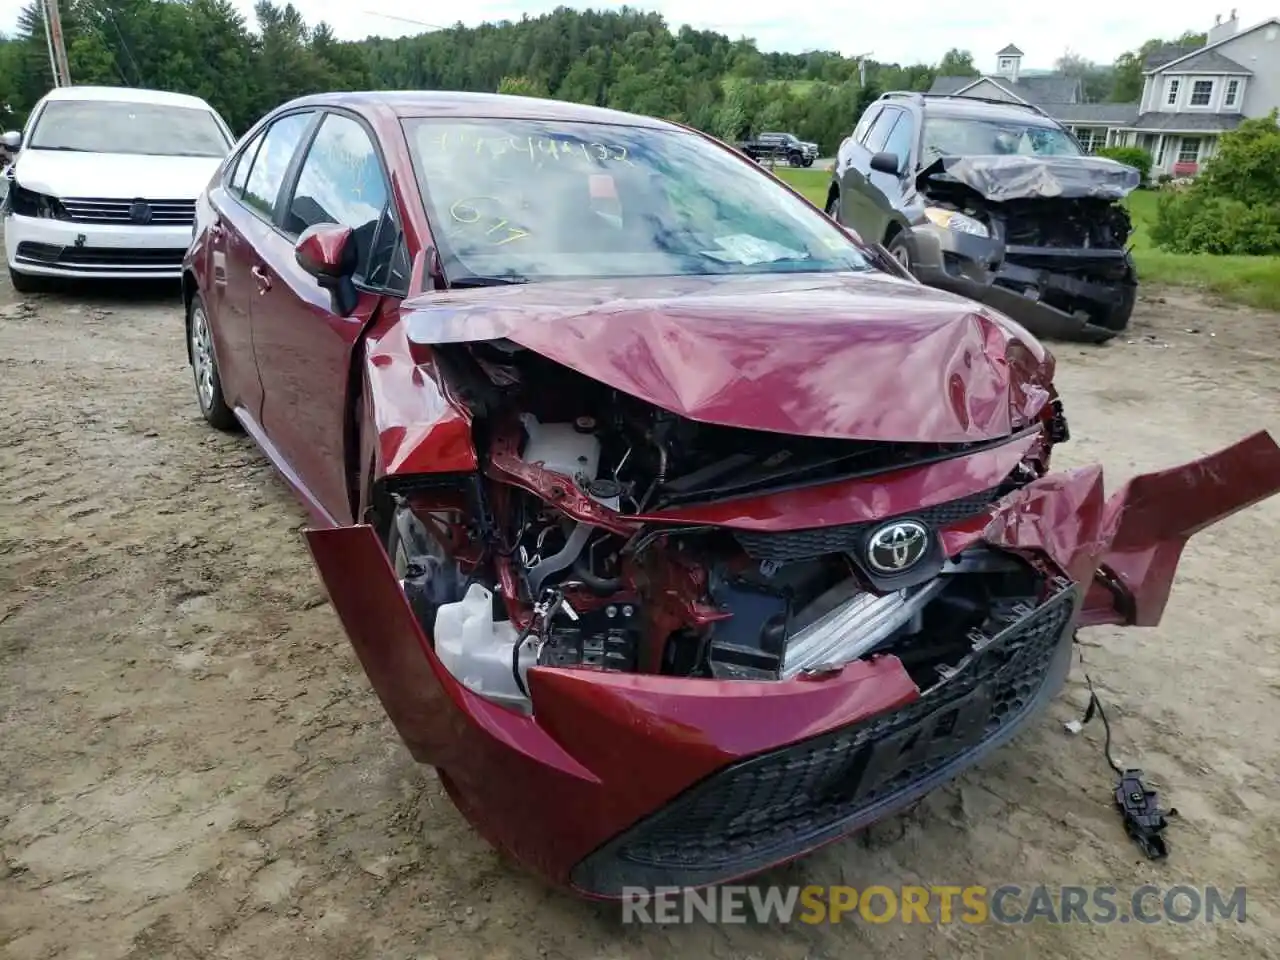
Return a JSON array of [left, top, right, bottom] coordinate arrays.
[[251, 264, 272, 293]]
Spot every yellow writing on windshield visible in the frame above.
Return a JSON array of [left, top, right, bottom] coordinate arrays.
[[424, 130, 634, 166], [448, 197, 530, 246]]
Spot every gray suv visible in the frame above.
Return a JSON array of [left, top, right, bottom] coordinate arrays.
[[825, 92, 1141, 342]]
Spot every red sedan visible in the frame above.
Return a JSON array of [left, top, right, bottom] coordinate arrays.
[[182, 91, 1280, 898]]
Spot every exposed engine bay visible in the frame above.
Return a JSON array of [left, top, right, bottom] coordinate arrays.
[[381, 341, 1065, 712]]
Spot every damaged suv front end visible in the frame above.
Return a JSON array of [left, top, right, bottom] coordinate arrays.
[[910, 154, 1140, 343]]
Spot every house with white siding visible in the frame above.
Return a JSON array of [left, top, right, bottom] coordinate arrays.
[[928, 12, 1280, 177]]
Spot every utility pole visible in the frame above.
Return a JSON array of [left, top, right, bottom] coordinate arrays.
[[41, 0, 72, 87], [39, 0, 59, 86]]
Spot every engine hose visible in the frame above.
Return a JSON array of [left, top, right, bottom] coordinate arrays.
[[511, 617, 537, 697], [573, 556, 622, 595]]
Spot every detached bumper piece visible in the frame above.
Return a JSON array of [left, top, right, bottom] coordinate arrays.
[[572, 577, 1079, 895]]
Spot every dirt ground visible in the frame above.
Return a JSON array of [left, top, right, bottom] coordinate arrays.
[[2, 265, 1279, 960]]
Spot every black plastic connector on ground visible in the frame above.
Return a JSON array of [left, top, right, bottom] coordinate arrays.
[[1114, 769, 1173, 859]]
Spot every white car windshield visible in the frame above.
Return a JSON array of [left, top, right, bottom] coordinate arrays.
[[403, 118, 873, 283], [922, 117, 1082, 159], [29, 101, 230, 157]]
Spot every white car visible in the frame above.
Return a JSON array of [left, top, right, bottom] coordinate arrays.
[[1, 85, 234, 292]]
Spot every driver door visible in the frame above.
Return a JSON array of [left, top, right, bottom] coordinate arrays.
[[249, 110, 404, 525]]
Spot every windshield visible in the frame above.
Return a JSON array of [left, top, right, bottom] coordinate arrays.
[[29, 100, 231, 157], [403, 118, 872, 283], [921, 116, 1081, 160]]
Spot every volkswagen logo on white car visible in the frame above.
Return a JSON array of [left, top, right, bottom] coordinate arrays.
[[865, 519, 930, 573]]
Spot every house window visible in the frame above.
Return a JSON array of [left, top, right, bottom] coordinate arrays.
[[1178, 137, 1201, 164], [1225, 79, 1240, 107], [1190, 80, 1213, 106], [1166, 79, 1180, 106], [999, 57, 1014, 71], [1076, 128, 1104, 154]]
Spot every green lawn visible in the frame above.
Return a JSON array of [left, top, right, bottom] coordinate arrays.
[[774, 166, 830, 207], [1123, 190, 1280, 312], [774, 168, 1280, 312]]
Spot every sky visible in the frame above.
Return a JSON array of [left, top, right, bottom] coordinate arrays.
[[4, 0, 1275, 69]]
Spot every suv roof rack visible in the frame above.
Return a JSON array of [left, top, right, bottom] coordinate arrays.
[[876, 90, 1051, 118]]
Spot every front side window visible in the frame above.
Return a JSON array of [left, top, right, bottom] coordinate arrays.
[[1190, 80, 1214, 106], [284, 113, 390, 282], [921, 116, 1082, 158], [28, 100, 230, 157], [403, 118, 874, 284], [241, 113, 313, 219], [1225, 79, 1240, 106], [880, 113, 915, 167]]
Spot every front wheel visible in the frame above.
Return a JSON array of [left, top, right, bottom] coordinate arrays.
[[8, 266, 49, 294], [802, 157, 815, 167], [788, 152, 803, 167], [824, 191, 841, 223], [188, 292, 238, 432], [887, 233, 914, 273]]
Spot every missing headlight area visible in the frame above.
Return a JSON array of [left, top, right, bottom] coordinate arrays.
[[376, 341, 1061, 711]]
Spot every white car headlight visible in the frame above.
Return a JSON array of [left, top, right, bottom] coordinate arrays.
[[923, 207, 989, 238]]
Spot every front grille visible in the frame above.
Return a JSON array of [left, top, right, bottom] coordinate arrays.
[[571, 579, 1078, 895], [15, 241, 185, 272], [59, 197, 196, 226], [734, 487, 1002, 563]]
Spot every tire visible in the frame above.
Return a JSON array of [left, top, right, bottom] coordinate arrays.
[[887, 232, 914, 273], [1093, 281, 1136, 335], [8, 266, 49, 294], [802, 157, 815, 168], [187, 291, 238, 431], [788, 152, 803, 167], [824, 189, 841, 223]]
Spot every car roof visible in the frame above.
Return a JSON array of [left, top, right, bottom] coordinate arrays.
[[277, 91, 677, 129], [39, 85, 216, 110], [916, 97, 1061, 126]]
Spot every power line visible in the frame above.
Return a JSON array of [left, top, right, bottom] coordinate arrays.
[[362, 10, 447, 30]]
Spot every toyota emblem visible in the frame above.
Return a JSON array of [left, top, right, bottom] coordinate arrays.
[[865, 520, 930, 574]]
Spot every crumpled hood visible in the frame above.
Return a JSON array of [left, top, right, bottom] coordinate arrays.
[[402, 272, 1055, 444], [12, 149, 223, 200], [917, 154, 1141, 202]]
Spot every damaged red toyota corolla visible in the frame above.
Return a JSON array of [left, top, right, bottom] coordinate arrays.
[[182, 92, 1280, 897]]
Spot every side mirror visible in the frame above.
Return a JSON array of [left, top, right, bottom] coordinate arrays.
[[295, 222, 358, 316], [1, 131, 21, 151], [870, 151, 902, 176]]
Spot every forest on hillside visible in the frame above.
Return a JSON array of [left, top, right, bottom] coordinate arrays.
[[0, 1, 1209, 154]]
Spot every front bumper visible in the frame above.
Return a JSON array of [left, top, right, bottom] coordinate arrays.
[[303, 432, 1280, 897], [4, 212, 190, 279], [907, 224, 1135, 342]]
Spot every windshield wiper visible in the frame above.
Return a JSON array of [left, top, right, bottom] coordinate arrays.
[[31, 146, 91, 152], [448, 273, 529, 288]]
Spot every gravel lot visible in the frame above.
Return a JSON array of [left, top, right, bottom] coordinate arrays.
[[2, 266, 1279, 960]]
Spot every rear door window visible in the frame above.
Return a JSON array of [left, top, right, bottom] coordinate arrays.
[[853, 106, 882, 145], [241, 112, 314, 220], [864, 107, 901, 154]]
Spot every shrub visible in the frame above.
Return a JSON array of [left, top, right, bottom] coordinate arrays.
[[1150, 190, 1280, 255], [1151, 110, 1280, 255], [1097, 145, 1152, 184]]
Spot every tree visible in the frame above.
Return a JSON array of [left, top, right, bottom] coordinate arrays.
[[936, 48, 978, 77], [1110, 31, 1206, 102], [497, 74, 549, 98]]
